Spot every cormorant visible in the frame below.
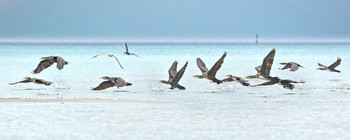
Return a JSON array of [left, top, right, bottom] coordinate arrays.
[[33, 56, 68, 74], [93, 76, 132, 90], [317, 58, 341, 73], [193, 52, 227, 84], [159, 61, 188, 90], [9, 77, 52, 86]]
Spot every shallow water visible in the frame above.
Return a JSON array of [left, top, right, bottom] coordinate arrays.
[[0, 43, 350, 139]]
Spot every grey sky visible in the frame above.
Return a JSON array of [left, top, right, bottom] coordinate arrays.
[[0, 0, 350, 41]]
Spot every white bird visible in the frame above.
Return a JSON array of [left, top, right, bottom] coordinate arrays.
[[92, 53, 124, 69]]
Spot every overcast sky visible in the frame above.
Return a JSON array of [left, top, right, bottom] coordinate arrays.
[[0, 0, 350, 41]]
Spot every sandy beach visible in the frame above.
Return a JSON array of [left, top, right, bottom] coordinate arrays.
[[0, 98, 168, 103]]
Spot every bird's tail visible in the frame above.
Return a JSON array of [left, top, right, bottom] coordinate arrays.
[[242, 82, 250, 87], [65, 61, 69, 65], [45, 82, 53, 86], [126, 83, 132, 86], [8, 82, 18, 85]]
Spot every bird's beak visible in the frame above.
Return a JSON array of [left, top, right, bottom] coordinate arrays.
[[159, 81, 165, 83], [101, 77, 107, 80], [193, 76, 198, 78], [226, 75, 230, 77], [24, 77, 28, 80], [41, 58, 45, 60], [279, 63, 283, 65], [316, 68, 321, 70]]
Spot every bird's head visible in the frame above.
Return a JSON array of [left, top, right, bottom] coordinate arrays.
[[41, 57, 48, 60], [24, 77, 31, 80], [101, 76, 110, 80]]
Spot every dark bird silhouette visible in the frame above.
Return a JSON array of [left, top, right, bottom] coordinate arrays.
[[222, 75, 250, 86], [255, 76, 305, 90], [92, 53, 124, 70], [279, 62, 304, 72], [317, 57, 341, 73], [124, 43, 139, 57], [33, 56, 68, 74], [246, 48, 276, 80], [93, 76, 132, 90], [9, 77, 52, 86], [193, 52, 227, 84], [159, 61, 188, 90]]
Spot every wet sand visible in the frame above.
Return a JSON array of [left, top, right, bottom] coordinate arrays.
[[0, 98, 168, 103]]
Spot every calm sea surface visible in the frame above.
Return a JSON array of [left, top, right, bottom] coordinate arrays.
[[0, 43, 349, 139]]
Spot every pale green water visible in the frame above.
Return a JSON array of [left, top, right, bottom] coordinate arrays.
[[0, 43, 350, 139]]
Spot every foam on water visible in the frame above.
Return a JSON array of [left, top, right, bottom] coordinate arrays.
[[0, 43, 350, 139]]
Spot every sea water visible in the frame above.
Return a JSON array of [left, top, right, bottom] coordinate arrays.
[[0, 43, 350, 139]]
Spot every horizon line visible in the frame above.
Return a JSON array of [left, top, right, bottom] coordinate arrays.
[[1, 38, 350, 43]]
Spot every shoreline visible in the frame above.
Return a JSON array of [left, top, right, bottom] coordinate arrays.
[[0, 98, 168, 103]]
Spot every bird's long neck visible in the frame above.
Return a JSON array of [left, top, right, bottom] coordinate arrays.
[[194, 75, 205, 79]]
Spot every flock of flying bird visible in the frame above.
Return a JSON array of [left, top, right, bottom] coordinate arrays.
[[161, 48, 342, 90], [8, 44, 342, 91]]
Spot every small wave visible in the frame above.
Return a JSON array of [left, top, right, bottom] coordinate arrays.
[[114, 90, 129, 92], [151, 83, 166, 91], [12, 88, 46, 91], [51, 79, 71, 89]]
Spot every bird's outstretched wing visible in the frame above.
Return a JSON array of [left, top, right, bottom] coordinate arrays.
[[260, 48, 275, 76], [92, 53, 105, 58], [256, 81, 278, 86], [280, 64, 291, 70], [168, 61, 178, 80], [110, 55, 124, 70], [329, 58, 341, 69], [208, 52, 227, 76], [255, 65, 262, 73], [125, 43, 129, 53], [281, 79, 305, 84], [318, 63, 327, 68], [56, 56, 66, 70], [93, 81, 115, 90], [33, 60, 54, 74], [173, 62, 188, 83], [8, 80, 31, 85], [196, 58, 209, 74]]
